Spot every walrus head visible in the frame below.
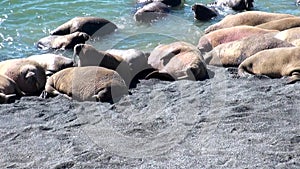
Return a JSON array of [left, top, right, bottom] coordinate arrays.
[[17, 64, 46, 95], [73, 44, 106, 67], [192, 3, 218, 21]]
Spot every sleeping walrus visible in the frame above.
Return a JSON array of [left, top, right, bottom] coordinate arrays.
[[238, 47, 300, 84], [43, 66, 128, 102], [0, 59, 46, 95], [146, 41, 209, 81]]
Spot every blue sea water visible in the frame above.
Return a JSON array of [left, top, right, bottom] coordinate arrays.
[[0, 0, 300, 61]]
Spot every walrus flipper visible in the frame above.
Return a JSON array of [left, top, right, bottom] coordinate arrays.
[[286, 71, 300, 84], [0, 93, 17, 104], [145, 71, 175, 81]]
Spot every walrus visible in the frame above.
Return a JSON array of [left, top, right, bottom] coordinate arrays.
[[73, 44, 132, 87], [213, 0, 254, 10], [50, 17, 118, 37], [27, 54, 74, 76], [274, 27, 300, 43], [43, 66, 128, 102], [192, 3, 218, 21], [205, 11, 294, 34], [0, 75, 24, 104], [204, 33, 294, 67], [134, 2, 170, 23], [146, 41, 208, 81], [198, 25, 278, 53], [0, 59, 46, 95], [106, 49, 154, 87], [238, 47, 300, 84], [255, 17, 300, 31], [136, 0, 184, 8], [37, 32, 89, 50], [106, 49, 153, 76]]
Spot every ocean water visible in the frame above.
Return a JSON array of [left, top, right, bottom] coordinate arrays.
[[0, 0, 300, 61]]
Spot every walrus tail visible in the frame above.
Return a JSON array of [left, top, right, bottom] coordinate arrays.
[[145, 71, 175, 81]]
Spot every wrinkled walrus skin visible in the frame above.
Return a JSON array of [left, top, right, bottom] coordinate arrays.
[[238, 47, 300, 84], [44, 66, 128, 102], [204, 33, 293, 67], [198, 25, 278, 53]]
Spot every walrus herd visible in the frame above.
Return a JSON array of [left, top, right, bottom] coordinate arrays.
[[2, 0, 300, 103]]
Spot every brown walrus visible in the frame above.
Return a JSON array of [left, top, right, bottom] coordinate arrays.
[[204, 33, 294, 67], [238, 47, 300, 84], [134, 2, 170, 23], [0, 75, 24, 104], [256, 17, 300, 31], [37, 32, 89, 50], [27, 53, 74, 76], [0, 59, 46, 95], [136, 0, 184, 8], [146, 41, 208, 81], [106, 49, 150, 75], [50, 17, 118, 37], [73, 44, 132, 87], [44, 66, 128, 102], [205, 11, 294, 34], [192, 3, 218, 21], [213, 0, 254, 10], [198, 25, 278, 53]]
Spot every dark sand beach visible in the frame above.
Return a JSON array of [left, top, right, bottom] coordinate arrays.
[[1, 66, 299, 168]]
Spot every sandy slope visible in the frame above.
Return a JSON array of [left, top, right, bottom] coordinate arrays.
[[0, 66, 299, 168]]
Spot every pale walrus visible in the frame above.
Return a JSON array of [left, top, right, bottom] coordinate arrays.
[[73, 44, 132, 87], [43, 66, 128, 102], [274, 27, 300, 43], [198, 25, 278, 53], [0, 75, 24, 104], [204, 33, 294, 67], [0, 59, 46, 95], [27, 53, 74, 76], [204, 11, 294, 34], [50, 17, 118, 37], [238, 47, 300, 84], [37, 32, 89, 50], [134, 2, 170, 23], [146, 41, 208, 81], [256, 17, 300, 31]]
